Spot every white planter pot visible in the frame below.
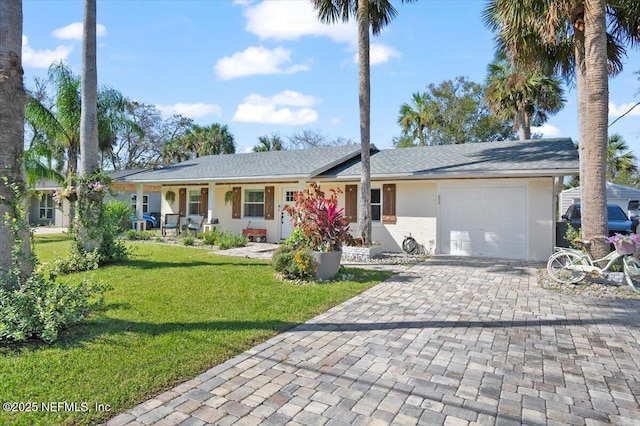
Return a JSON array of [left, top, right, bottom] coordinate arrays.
[[312, 250, 342, 281]]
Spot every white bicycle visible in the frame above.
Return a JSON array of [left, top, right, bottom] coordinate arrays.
[[547, 240, 640, 292]]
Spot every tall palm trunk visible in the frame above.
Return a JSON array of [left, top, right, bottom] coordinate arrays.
[[80, 0, 99, 176], [581, 0, 609, 259], [0, 0, 33, 284], [357, 0, 372, 244], [78, 0, 101, 251]]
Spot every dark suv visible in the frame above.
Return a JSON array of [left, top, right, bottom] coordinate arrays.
[[562, 203, 638, 235]]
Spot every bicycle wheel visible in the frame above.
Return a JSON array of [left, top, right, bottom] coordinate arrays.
[[623, 256, 640, 292], [402, 236, 418, 254], [547, 251, 587, 284]]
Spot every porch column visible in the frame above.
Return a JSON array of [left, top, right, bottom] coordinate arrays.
[[208, 182, 215, 223], [136, 184, 144, 219]]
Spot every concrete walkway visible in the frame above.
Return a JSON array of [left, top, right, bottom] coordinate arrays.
[[107, 257, 640, 426]]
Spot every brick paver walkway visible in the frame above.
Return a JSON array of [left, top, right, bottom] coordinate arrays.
[[107, 257, 640, 425]]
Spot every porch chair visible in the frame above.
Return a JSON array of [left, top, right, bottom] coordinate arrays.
[[186, 214, 206, 237], [162, 213, 181, 237]]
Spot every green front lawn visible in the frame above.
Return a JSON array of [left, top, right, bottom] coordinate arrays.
[[1, 235, 391, 426]]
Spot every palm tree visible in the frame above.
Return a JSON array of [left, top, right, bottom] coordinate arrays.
[[80, 0, 98, 177], [0, 0, 34, 282], [25, 62, 132, 181], [183, 123, 236, 158], [398, 92, 429, 146], [254, 134, 285, 152], [606, 134, 637, 181], [484, 55, 565, 140], [483, 0, 640, 257], [311, 0, 415, 244]]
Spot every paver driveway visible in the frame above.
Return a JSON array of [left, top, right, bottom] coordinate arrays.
[[108, 257, 640, 425]]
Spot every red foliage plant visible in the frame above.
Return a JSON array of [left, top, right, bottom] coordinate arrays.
[[284, 182, 355, 252]]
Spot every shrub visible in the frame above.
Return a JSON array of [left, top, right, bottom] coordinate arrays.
[[104, 201, 133, 234], [125, 230, 154, 240], [217, 230, 248, 250], [0, 273, 109, 343], [272, 244, 315, 280], [182, 235, 195, 246], [202, 227, 220, 245]]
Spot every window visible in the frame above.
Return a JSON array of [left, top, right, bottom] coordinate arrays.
[[188, 190, 200, 215], [244, 189, 264, 218], [39, 193, 54, 220], [371, 188, 381, 221], [130, 195, 149, 214]]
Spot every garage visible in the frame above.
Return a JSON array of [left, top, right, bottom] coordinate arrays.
[[439, 185, 527, 259]]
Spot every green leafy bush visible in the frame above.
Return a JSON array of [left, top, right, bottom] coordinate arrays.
[[217, 230, 248, 250], [182, 235, 195, 246], [103, 201, 133, 234], [0, 273, 109, 343], [202, 227, 220, 245], [272, 244, 315, 280], [125, 230, 154, 240]]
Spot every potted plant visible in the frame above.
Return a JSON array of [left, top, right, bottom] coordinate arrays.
[[165, 190, 176, 204], [285, 182, 354, 280], [87, 180, 108, 201]]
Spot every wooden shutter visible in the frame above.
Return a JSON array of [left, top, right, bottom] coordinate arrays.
[[178, 188, 187, 216], [200, 187, 208, 216], [382, 183, 397, 224], [345, 184, 357, 223], [264, 186, 274, 220], [232, 187, 241, 219]]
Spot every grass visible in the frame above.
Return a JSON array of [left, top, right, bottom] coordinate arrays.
[[1, 234, 392, 426]]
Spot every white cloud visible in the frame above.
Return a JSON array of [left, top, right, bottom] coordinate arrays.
[[353, 43, 401, 65], [215, 46, 310, 80], [242, 0, 356, 44], [531, 123, 562, 138], [232, 90, 318, 125], [330, 117, 341, 125], [609, 102, 640, 117], [22, 36, 73, 68], [51, 22, 107, 40], [156, 102, 222, 119]]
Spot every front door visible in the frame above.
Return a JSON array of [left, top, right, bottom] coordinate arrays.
[[280, 188, 297, 240]]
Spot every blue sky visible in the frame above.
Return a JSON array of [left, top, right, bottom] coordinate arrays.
[[22, 0, 640, 155]]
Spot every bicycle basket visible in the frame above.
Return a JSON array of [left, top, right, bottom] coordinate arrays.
[[614, 240, 637, 255]]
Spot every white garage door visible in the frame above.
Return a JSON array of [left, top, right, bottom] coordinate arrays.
[[439, 186, 527, 259]]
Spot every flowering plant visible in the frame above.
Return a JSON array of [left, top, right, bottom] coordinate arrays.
[[284, 182, 354, 252], [53, 185, 74, 203], [88, 181, 108, 193], [607, 233, 639, 245], [608, 233, 639, 255]]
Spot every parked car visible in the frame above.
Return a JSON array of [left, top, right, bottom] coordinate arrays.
[[130, 214, 158, 229], [562, 203, 639, 235]]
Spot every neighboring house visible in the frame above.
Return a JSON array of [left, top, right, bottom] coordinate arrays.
[[559, 183, 640, 219], [28, 179, 70, 227], [109, 169, 162, 223], [121, 138, 578, 262], [28, 170, 162, 228]]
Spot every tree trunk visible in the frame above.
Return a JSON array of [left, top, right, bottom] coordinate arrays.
[[582, 0, 609, 259], [574, 25, 587, 194], [80, 0, 99, 176], [357, 0, 372, 244], [515, 110, 528, 140], [78, 0, 101, 251], [0, 0, 33, 284]]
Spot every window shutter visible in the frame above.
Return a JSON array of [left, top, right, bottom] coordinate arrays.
[[200, 187, 208, 216], [232, 187, 241, 219], [178, 188, 187, 216], [264, 186, 275, 220], [382, 184, 397, 224], [345, 184, 357, 223]]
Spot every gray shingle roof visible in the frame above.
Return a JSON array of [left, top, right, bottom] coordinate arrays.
[[318, 138, 578, 179], [124, 144, 362, 183], [122, 138, 578, 184]]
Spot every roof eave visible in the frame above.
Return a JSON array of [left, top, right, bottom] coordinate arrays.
[[317, 168, 579, 181]]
